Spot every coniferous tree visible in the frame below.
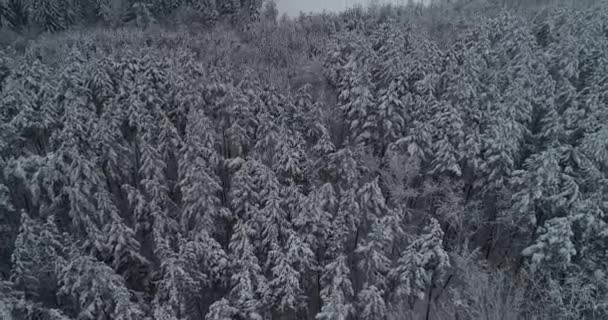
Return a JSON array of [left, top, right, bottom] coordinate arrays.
[[388, 218, 450, 305], [0, 0, 29, 30], [189, 0, 219, 26], [227, 219, 266, 319], [29, 0, 69, 32], [58, 254, 145, 320], [179, 112, 224, 235], [316, 254, 353, 320], [10, 213, 63, 303], [0, 182, 13, 277], [357, 284, 387, 320], [268, 247, 302, 318], [205, 298, 237, 320]]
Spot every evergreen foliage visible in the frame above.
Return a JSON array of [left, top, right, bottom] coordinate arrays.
[[1, 0, 608, 319]]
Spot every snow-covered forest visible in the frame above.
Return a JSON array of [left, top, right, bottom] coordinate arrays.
[[0, 0, 607, 319]]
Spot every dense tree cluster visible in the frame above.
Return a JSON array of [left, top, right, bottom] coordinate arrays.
[[0, 0, 265, 31], [1, 0, 608, 319]]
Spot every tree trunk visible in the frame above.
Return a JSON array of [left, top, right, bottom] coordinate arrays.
[[425, 273, 436, 320]]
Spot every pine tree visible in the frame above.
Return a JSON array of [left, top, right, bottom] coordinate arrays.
[[228, 219, 266, 319], [268, 248, 302, 317], [356, 178, 389, 230], [512, 146, 570, 227], [338, 54, 376, 146], [0, 279, 72, 320], [217, 0, 239, 15], [95, 0, 132, 26], [230, 159, 281, 244], [0, 2, 5, 28], [189, 0, 219, 26], [429, 100, 464, 177], [354, 179, 395, 293], [192, 230, 230, 284], [58, 254, 145, 320], [355, 227, 391, 291], [132, 2, 156, 29], [0, 182, 13, 276], [373, 79, 406, 154], [330, 188, 360, 255], [388, 218, 450, 304], [295, 183, 335, 251], [29, 0, 67, 32], [391, 120, 433, 165], [154, 230, 228, 319], [4, 58, 56, 157], [439, 44, 484, 181], [100, 213, 149, 282], [253, 112, 280, 167], [10, 212, 63, 302], [205, 298, 237, 320], [259, 192, 290, 269], [284, 230, 315, 276], [357, 284, 387, 320], [522, 216, 576, 270], [0, 0, 29, 30], [260, 0, 277, 23], [311, 126, 336, 159], [179, 112, 224, 235], [272, 126, 307, 184], [316, 254, 353, 320], [87, 57, 116, 112], [0, 54, 10, 94], [148, 0, 181, 15], [322, 148, 366, 189], [153, 237, 207, 320], [229, 159, 261, 222], [476, 119, 522, 194], [223, 86, 258, 158], [279, 182, 305, 222]]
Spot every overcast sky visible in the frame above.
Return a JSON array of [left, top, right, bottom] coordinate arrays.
[[275, 0, 418, 16]]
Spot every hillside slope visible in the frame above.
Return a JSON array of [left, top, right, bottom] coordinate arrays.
[[1, 1, 608, 319]]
